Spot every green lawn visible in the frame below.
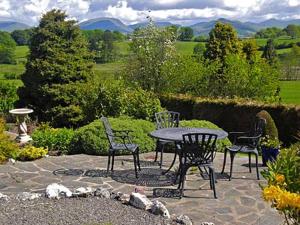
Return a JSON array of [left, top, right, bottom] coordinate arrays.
[[279, 81, 300, 104]]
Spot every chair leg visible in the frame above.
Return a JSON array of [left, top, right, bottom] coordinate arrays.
[[210, 167, 217, 199], [178, 167, 187, 198], [111, 151, 115, 171], [132, 153, 138, 178], [221, 148, 228, 174], [136, 148, 141, 171], [107, 151, 111, 176], [248, 153, 252, 173], [229, 151, 236, 181], [255, 154, 260, 180], [154, 140, 160, 162]]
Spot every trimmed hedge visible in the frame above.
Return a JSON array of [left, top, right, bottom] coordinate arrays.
[[69, 117, 156, 155], [160, 94, 300, 145]]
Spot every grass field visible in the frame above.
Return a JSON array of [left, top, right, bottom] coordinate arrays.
[[1, 45, 299, 105]]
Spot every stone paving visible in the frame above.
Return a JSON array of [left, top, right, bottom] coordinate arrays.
[[0, 152, 282, 225]]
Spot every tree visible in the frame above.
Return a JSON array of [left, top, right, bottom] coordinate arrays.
[[125, 21, 177, 93], [284, 24, 300, 39], [0, 31, 16, 64], [178, 27, 194, 41], [98, 30, 116, 63], [205, 22, 241, 62], [262, 39, 278, 65], [242, 39, 258, 61], [18, 10, 94, 127], [11, 29, 33, 45], [193, 43, 206, 61]]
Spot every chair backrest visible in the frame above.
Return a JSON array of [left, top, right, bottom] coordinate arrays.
[[101, 117, 114, 146], [155, 111, 180, 129], [181, 133, 218, 165]]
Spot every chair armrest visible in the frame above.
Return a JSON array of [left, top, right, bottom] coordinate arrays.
[[237, 135, 261, 141], [228, 131, 250, 144]]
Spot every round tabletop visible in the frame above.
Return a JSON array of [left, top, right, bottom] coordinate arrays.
[[149, 127, 228, 142]]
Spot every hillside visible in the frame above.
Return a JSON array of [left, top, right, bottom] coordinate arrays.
[[79, 18, 132, 33], [0, 21, 30, 32], [129, 21, 175, 30]]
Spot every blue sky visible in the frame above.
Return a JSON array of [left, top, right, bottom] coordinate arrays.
[[0, 0, 300, 25]]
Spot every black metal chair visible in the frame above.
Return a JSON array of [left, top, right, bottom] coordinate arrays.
[[154, 111, 180, 168], [178, 133, 218, 199], [221, 118, 266, 180], [101, 117, 141, 178]]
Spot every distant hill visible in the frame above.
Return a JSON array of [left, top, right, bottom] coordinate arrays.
[[256, 19, 300, 28], [79, 18, 133, 33], [0, 21, 30, 32], [129, 21, 176, 30]]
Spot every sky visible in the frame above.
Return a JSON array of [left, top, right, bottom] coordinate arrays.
[[0, 0, 300, 25]]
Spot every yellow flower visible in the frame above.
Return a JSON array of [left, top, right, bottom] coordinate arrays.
[[263, 185, 280, 201], [275, 174, 285, 184]]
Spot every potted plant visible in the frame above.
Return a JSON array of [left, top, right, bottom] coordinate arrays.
[[260, 135, 281, 166]]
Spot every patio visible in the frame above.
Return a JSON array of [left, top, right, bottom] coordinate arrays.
[[0, 152, 282, 225]]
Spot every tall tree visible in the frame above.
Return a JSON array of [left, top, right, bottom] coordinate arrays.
[[205, 22, 241, 62], [18, 10, 94, 127], [242, 39, 258, 62], [284, 24, 300, 39], [98, 30, 116, 63], [11, 29, 33, 45], [0, 31, 16, 64], [262, 39, 277, 65], [178, 27, 194, 41]]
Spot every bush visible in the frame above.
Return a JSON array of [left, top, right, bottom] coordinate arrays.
[[3, 72, 19, 80], [0, 82, 18, 113], [261, 145, 300, 224], [18, 145, 48, 161], [0, 117, 19, 163], [180, 120, 231, 151], [256, 110, 279, 139], [70, 117, 156, 155], [32, 124, 75, 154]]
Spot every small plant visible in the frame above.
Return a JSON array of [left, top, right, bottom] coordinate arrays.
[[261, 135, 281, 149], [18, 145, 48, 161], [261, 145, 300, 224]]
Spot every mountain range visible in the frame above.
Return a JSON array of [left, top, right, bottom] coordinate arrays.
[[1, 17, 300, 36]]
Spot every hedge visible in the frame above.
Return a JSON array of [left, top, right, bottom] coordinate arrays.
[[160, 94, 300, 145]]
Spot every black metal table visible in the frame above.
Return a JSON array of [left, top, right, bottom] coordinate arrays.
[[149, 127, 228, 174]]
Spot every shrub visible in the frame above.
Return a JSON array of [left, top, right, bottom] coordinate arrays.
[[0, 117, 19, 163], [256, 110, 279, 139], [18, 145, 48, 161], [32, 124, 75, 155], [0, 82, 18, 113], [180, 120, 231, 152], [3, 72, 19, 80], [261, 145, 300, 224], [70, 117, 156, 155]]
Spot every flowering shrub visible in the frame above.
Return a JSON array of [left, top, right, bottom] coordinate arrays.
[[261, 144, 300, 224], [18, 145, 48, 161], [261, 135, 281, 148]]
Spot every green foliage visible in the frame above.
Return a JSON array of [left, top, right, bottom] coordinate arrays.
[[193, 43, 206, 61], [260, 136, 281, 148], [125, 21, 177, 93], [3, 72, 19, 80], [262, 39, 278, 65], [18, 9, 94, 128], [280, 44, 300, 80], [0, 31, 16, 64], [70, 117, 156, 155], [78, 80, 163, 122], [283, 24, 300, 39], [0, 117, 19, 163], [256, 110, 279, 139], [18, 145, 48, 161], [10, 29, 33, 45], [242, 39, 258, 61], [180, 120, 231, 151], [0, 82, 18, 113], [97, 30, 117, 63], [255, 27, 285, 39], [32, 124, 75, 154], [178, 27, 194, 41], [205, 22, 241, 62]]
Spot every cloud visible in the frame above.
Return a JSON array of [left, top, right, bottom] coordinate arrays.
[[0, 0, 300, 26]]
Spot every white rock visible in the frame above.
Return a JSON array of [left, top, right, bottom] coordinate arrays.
[[94, 187, 110, 198], [8, 158, 16, 164], [0, 193, 9, 201], [17, 192, 42, 201], [46, 183, 72, 199], [176, 214, 193, 225], [116, 192, 130, 204], [151, 200, 170, 219], [73, 187, 95, 197], [129, 192, 153, 210], [200, 223, 214, 225]]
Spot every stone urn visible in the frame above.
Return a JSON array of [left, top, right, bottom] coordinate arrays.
[[9, 108, 33, 143]]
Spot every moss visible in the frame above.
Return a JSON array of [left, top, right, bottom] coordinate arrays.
[[256, 110, 279, 139]]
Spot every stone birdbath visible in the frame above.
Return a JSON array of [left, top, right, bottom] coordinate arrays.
[[9, 108, 33, 143]]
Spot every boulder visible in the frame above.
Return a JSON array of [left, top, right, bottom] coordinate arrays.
[[0, 192, 9, 201], [46, 183, 72, 199], [176, 214, 193, 225], [73, 187, 95, 197], [115, 192, 130, 204], [94, 187, 110, 198], [17, 192, 42, 201], [129, 192, 153, 210], [151, 200, 170, 219]]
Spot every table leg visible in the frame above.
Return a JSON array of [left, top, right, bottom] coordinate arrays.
[[161, 151, 177, 175]]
